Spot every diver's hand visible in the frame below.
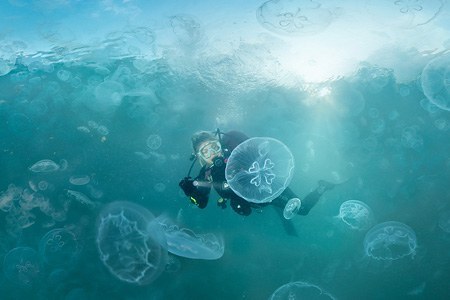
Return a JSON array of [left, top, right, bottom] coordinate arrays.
[[179, 177, 195, 196]]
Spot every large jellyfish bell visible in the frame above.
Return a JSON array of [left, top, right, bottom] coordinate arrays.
[[96, 201, 167, 285], [225, 137, 295, 203]]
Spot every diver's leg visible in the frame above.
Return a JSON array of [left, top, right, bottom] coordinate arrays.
[[297, 180, 335, 215]]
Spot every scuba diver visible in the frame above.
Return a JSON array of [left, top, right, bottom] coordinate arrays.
[[179, 129, 336, 218]]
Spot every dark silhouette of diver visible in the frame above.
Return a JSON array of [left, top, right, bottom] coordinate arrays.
[[179, 130, 336, 234]]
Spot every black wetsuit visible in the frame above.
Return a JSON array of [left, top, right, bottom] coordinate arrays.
[[182, 131, 325, 216]]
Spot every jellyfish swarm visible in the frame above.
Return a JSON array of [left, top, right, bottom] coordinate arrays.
[[3, 247, 41, 287], [155, 217, 224, 260], [225, 137, 295, 203], [269, 281, 336, 300], [421, 52, 450, 112], [39, 228, 81, 267], [96, 201, 167, 285], [337, 200, 374, 231], [363, 221, 417, 260], [283, 198, 301, 219]]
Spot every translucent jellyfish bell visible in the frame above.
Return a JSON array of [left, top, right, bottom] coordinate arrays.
[[39, 228, 81, 267], [270, 281, 336, 300], [225, 137, 295, 203], [155, 217, 224, 260], [421, 53, 450, 111], [337, 200, 374, 231], [283, 198, 301, 219], [3, 247, 41, 287], [96, 201, 167, 285], [364, 221, 417, 260]]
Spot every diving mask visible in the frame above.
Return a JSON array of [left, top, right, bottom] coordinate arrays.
[[198, 140, 222, 160]]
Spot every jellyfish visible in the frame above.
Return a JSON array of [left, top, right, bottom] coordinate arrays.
[[3, 247, 41, 287], [146, 134, 162, 150], [256, 0, 335, 36], [155, 217, 224, 260], [97, 125, 109, 136], [269, 281, 336, 300], [96, 201, 167, 285], [364, 221, 417, 260], [29, 159, 60, 173], [421, 52, 450, 111], [365, 0, 445, 29], [66, 190, 95, 209], [38, 180, 48, 191], [225, 137, 295, 203], [39, 228, 81, 267], [336, 200, 374, 231], [69, 175, 91, 186], [154, 183, 166, 193], [283, 198, 301, 219]]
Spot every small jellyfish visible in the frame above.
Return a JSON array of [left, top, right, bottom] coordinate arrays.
[[3, 247, 41, 287], [364, 221, 417, 260], [97, 125, 109, 136], [256, 0, 335, 36], [283, 198, 301, 219], [76, 126, 90, 133], [147, 134, 162, 150], [270, 281, 336, 300], [29, 159, 60, 173], [336, 200, 374, 231], [87, 120, 99, 129], [39, 228, 81, 267], [66, 190, 95, 209], [69, 175, 91, 186], [154, 183, 166, 193], [38, 180, 48, 191], [225, 137, 295, 203]]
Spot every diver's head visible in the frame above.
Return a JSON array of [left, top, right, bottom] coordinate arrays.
[[191, 131, 222, 167]]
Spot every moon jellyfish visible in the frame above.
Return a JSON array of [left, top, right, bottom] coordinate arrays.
[[270, 281, 336, 300], [39, 228, 81, 267], [38, 180, 49, 191], [283, 198, 301, 219], [421, 53, 450, 111], [257, 0, 335, 36], [3, 247, 41, 287], [69, 175, 91, 186], [96, 201, 167, 285], [225, 137, 295, 203], [66, 190, 95, 209], [337, 200, 374, 231], [155, 218, 224, 260], [365, 0, 445, 29], [146, 134, 162, 150], [29, 159, 60, 173], [364, 221, 417, 260], [154, 182, 166, 193]]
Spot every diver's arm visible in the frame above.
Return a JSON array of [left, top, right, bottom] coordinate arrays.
[[179, 176, 211, 209]]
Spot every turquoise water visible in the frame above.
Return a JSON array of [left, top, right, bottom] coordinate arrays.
[[1, 1, 450, 299]]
